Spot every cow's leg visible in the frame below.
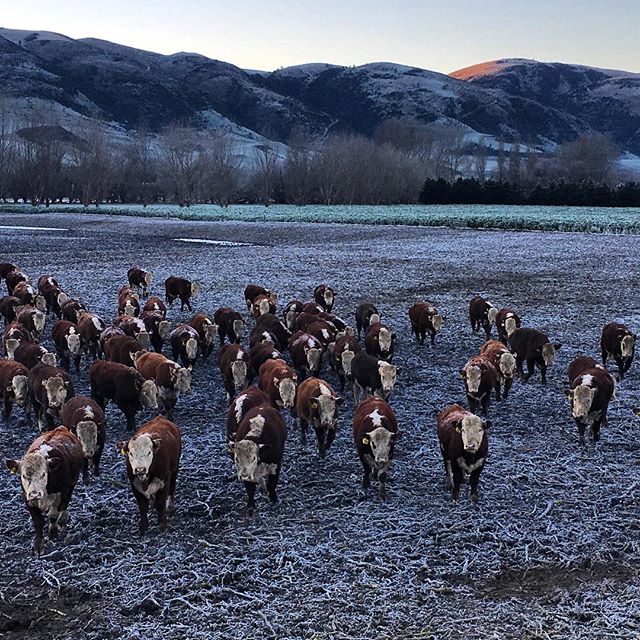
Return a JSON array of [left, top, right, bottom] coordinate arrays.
[[82, 459, 90, 485], [167, 471, 178, 515], [378, 467, 389, 501], [575, 419, 586, 447], [470, 318, 477, 334], [300, 417, 308, 446], [92, 447, 102, 476], [360, 457, 371, 493], [2, 397, 12, 421], [523, 358, 535, 382], [430, 330, 435, 346], [539, 363, 547, 385], [443, 459, 452, 491], [515, 354, 525, 378], [133, 490, 150, 535], [73, 353, 81, 372], [186, 299, 192, 312], [28, 506, 45, 556], [591, 418, 602, 443], [504, 377, 513, 398], [155, 484, 170, 531], [244, 481, 257, 514], [494, 381, 501, 401], [267, 468, 280, 504], [469, 468, 483, 503], [450, 463, 463, 502], [623, 357, 633, 375], [601, 348, 608, 366]]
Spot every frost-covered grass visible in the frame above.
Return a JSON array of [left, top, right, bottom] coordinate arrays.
[[2, 202, 640, 233]]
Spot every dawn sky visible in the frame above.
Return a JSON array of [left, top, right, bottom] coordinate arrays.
[[3, 0, 638, 73]]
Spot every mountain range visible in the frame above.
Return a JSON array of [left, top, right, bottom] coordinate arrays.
[[1, 27, 639, 155]]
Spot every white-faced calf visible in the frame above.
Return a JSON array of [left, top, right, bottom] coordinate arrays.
[[0, 358, 29, 421], [468, 296, 497, 339], [295, 378, 342, 457], [460, 356, 499, 415], [601, 322, 636, 379], [28, 363, 75, 431], [409, 302, 443, 346], [351, 352, 399, 402], [509, 328, 561, 384], [218, 344, 251, 403], [479, 340, 516, 399], [355, 303, 380, 339]]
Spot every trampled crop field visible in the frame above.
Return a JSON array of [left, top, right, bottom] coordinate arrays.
[[1, 211, 639, 639]]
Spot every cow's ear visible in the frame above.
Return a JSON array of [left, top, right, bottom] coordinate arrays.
[[273, 376, 279, 386], [5, 459, 19, 474], [454, 421, 463, 433], [309, 398, 320, 409], [41, 380, 48, 387], [483, 420, 492, 432], [152, 438, 162, 450], [633, 407, 640, 417], [395, 366, 401, 374], [47, 457, 61, 471], [564, 388, 573, 398], [116, 441, 128, 456], [459, 369, 465, 378], [335, 396, 344, 406], [554, 342, 562, 351]]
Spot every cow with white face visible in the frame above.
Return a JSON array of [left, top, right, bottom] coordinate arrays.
[[314, 284, 335, 312], [601, 322, 636, 379], [16, 305, 46, 341], [460, 355, 500, 414], [28, 363, 75, 431], [365, 323, 396, 362], [331, 334, 362, 393], [0, 358, 29, 421], [289, 331, 324, 380], [117, 286, 141, 317], [258, 358, 297, 410], [509, 328, 561, 384], [283, 300, 304, 332], [468, 297, 498, 339], [114, 316, 152, 351], [496, 308, 522, 344], [232, 405, 286, 513], [5, 426, 84, 554], [189, 313, 218, 358], [409, 302, 444, 346], [479, 340, 516, 399], [214, 307, 245, 345], [437, 404, 490, 502], [3, 321, 32, 359], [355, 303, 380, 340], [117, 416, 181, 534], [170, 324, 199, 369], [51, 320, 83, 372], [128, 267, 153, 298], [351, 352, 399, 403], [218, 344, 251, 403]]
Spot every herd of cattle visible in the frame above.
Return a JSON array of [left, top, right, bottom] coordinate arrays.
[[0, 261, 637, 556]]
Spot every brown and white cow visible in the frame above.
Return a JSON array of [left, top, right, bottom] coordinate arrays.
[[355, 303, 380, 339], [365, 323, 396, 362], [61, 299, 87, 323], [28, 363, 75, 431], [11, 282, 46, 313], [140, 312, 171, 353], [302, 301, 324, 315], [104, 334, 143, 368], [0, 358, 29, 421], [226, 386, 270, 451], [90, 360, 158, 431], [468, 296, 498, 339], [143, 296, 167, 319], [351, 352, 399, 402], [437, 404, 490, 502], [14, 342, 57, 369], [0, 295, 21, 324], [601, 322, 636, 379], [165, 276, 200, 311], [353, 397, 398, 500], [244, 284, 274, 311], [249, 342, 282, 376], [0, 262, 17, 279], [51, 320, 83, 371], [128, 267, 153, 298], [117, 285, 140, 317], [38, 276, 68, 318], [5, 426, 84, 555], [251, 294, 277, 318], [258, 358, 297, 410], [249, 326, 277, 350], [496, 308, 521, 345], [283, 300, 303, 332], [189, 313, 218, 358], [567, 356, 598, 383], [61, 396, 106, 483], [460, 355, 499, 415], [117, 416, 181, 534], [232, 405, 286, 513], [77, 312, 107, 360], [409, 302, 443, 346], [218, 344, 251, 402], [256, 313, 291, 352], [509, 328, 561, 384], [289, 331, 323, 380], [331, 334, 362, 392], [6, 270, 28, 295], [479, 339, 516, 399], [113, 315, 151, 350], [214, 307, 245, 345], [313, 284, 335, 312], [295, 378, 342, 458], [3, 321, 32, 359], [170, 324, 199, 369], [16, 305, 46, 340]]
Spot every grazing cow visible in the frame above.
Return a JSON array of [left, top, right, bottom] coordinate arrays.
[[353, 397, 398, 500], [244, 284, 274, 311], [567, 356, 598, 383], [28, 363, 75, 431], [5, 426, 84, 555], [460, 356, 499, 415], [249, 326, 277, 349], [143, 296, 167, 319], [601, 322, 636, 379], [232, 405, 286, 513], [16, 305, 46, 340], [189, 313, 218, 358], [258, 358, 297, 410], [134, 351, 191, 419], [295, 378, 342, 457], [6, 270, 28, 294], [256, 313, 291, 351], [0, 296, 21, 324], [331, 334, 362, 392], [496, 308, 521, 345], [0, 359, 29, 421], [355, 303, 380, 339], [479, 340, 516, 399], [61, 396, 106, 483], [165, 276, 200, 311], [566, 357, 616, 445], [226, 386, 270, 451], [117, 416, 181, 534], [90, 360, 158, 431], [117, 286, 140, 317], [365, 323, 396, 361], [0, 262, 17, 279], [104, 334, 143, 368], [314, 284, 335, 312], [249, 342, 282, 375], [14, 342, 57, 369], [218, 344, 251, 402], [170, 324, 199, 369], [127, 267, 153, 298], [61, 299, 87, 323], [289, 331, 323, 379], [251, 295, 277, 318], [3, 321, 32, 359], [77, 312, 107, 360], [351, 352, 399, 402], [509, 328, 562, 384], [12, 282, 46, 311], [283, 300, 303, 332], [302, 302, 324, 315], [38, 276, 68, 318], [140, 312, 171, 353], [409, 302, 444, 346], [437, 404, 490, 502], [51, 320, 83, 371], [468, 296, 498, 339], [214, 307, 245, 345], [113, 315, 151, 350]]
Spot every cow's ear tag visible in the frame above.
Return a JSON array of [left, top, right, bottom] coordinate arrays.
[[455, 426, 462, 433], [362, 437, 370, 445]]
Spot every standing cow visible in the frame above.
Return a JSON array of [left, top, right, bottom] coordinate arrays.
[[3, 321, 32, 359], [165, 276, 200, 311], [314, 285, 335, 312], [295, 378, 342, 458], [283, 300, 303, 332], [0, 296, 21, 324], [14, 343, 57, 370], [250, 342, 282, 374], [409, 302, 443, 346], [61, 299, 87, 323], [214, 307, 245, 345], [601, 322, 636, 379], [28, 363, 75, 431], [509, 328, 561, 384], [226, 387, 270, 451], [289, 331, 323, 380], [331, 334, 361, 392], [51, 320, 83, 371], [469, 296, 498, 339], [170, 324, 199, 369], [143, 296, 167, 319], [256, 314, 291, 352], [496, 309, 521, 345], [460, 356, 499, 415], [189, 313, 218, 358], [0, 358, 29, 421], [218, 344, 251, 402], [117, 286, 140, 317], [351, 352, 399, 402], [355, 303, 380, 339], [244, 284, 274, 311], [479, 340, 516, 399], [77, 312, 107, 360], [16, 306, 46, 341], [141, 312, 171, 353], [128, 267, 153, 298], [258, 358, 297, 410], [365, 323, 396, 361]]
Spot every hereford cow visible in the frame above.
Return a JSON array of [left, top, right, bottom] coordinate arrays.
[[170, 324, 199, 369], [127, 267, 153, 298], [283, 300, 303, 332], [314, 285, 335, 312], [77, 312, 107, 360], [189, 313, 218, 358], [6, 270, 28, 294], [4, 321, 32, 359], [258, 358, 297, 410], [134, 351, 191, 419], [302, 302, 324, 315], [0, 262, 17, 279], [601, 322, 636, 379], [250, 326, 277, 349], [61, 396, 106, 483], [353, 397, 398, 500], [566, 357, 616, 445], [90, 360, 158, 431], [567, 356, 598, 383], [331, 334, 362, 392], [214, 307, 245, 345], [437, 404, 490, 502], [244, 284, 274, 311], [365, 323, 396, 362], [226, 386, 270, 451], [0, 358, 29, 421], [38, 276, 68, 318], [509, 328, 562, 384], [113, 315, 151, 350], [12, 283, 46, 312], [140, 312, 171, 353], [5, 426, 84, 555], [479, 340, 516, 399], [256, 313, 291, 351], [317, 311, 350, 335], [289, 331, 323, 379], [28, 363, 75, 430], [306, 319, 337, 352], [117, 286, 140, 317], [496, 308, 521, 345], [218, 344, 251, 402], [460, 355, 499, 415], [232, 405, 286, 513], [355, 303, 380, 339], [295, 378, 342, 457], [14, 342, 57, 370], [0, 296, 21, 324], [143, 296, 167, 319], [165, 276, 200, 311], [104, 334, 143, 368], [251, 294, 277, 318], [409, 302, 443, 346], [51, 320, 83, 371], [16, 305, 46, 341], [351, 352, 399, 402], [250, 342, 282, 375], [117, 416, 181, 534], [61, 299, 87, 323], [469, 296, 498, 339]]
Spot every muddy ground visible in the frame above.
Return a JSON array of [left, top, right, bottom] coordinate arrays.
[[0, 213, 639, 639]]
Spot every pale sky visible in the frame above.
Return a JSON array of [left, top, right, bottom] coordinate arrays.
[[3, 0, 638, 74]]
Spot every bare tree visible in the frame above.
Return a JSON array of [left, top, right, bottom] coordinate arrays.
[[556, 133, 620, 183], [508, 141, 521, 185], [202, 130, 243, 207], [474, 137, 488, 184], [253, 141, 281, 206], [0, 100, 18, 202], [160, 126, 204, 207], [496, 138, 506, 182], [282, 127, 313, 205]]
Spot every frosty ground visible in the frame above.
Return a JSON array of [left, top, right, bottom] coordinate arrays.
[[1, 212, 639, 640]]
